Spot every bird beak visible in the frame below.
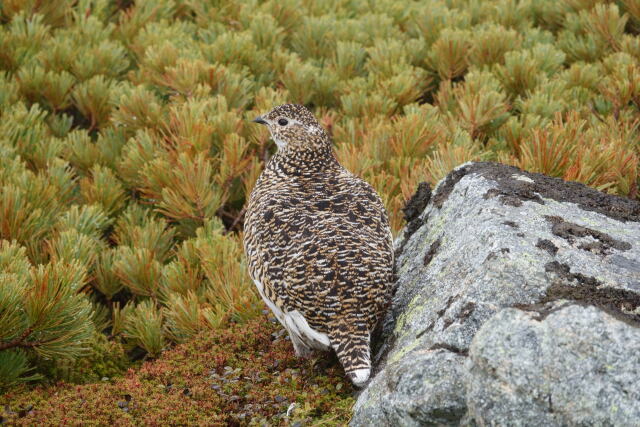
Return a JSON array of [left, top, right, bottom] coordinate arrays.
[[252, 116, 267, 125]]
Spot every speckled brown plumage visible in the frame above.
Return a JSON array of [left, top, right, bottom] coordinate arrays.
[[243, 104, 393, 386]]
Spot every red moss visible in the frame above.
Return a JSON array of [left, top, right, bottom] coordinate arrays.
[[0, 315, 354, 425]]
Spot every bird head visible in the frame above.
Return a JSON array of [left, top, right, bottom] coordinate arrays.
[[252, 104, 331, 154]]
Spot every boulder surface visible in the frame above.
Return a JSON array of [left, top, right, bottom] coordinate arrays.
[[351, 162, 640, 426]]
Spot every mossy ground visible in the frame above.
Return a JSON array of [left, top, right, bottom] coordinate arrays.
[[0, 313, 354, 426]]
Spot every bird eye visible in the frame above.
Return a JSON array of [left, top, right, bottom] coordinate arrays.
[[278, 118, 288, 126]]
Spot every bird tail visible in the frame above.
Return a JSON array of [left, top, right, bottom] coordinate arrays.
[[330, 323, 372, 387]]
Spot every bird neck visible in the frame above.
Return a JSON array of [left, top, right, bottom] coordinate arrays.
[[270, 144, 341, 176]]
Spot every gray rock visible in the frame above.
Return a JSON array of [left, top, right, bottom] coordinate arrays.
[[354, 349, 466, 426], [351, 162, 640, 426], [468, 304, 640, 425]]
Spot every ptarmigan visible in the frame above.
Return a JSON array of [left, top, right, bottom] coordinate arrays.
[[243, 104, 393, 387]]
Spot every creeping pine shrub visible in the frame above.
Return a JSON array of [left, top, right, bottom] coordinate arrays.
[[0, 0, 639, 388]]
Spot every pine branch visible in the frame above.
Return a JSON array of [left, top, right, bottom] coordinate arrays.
[[0, 327, 32, 351], [223, 207, 246, 235]]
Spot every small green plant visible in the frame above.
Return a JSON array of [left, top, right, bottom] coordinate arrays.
[[0, 242, 94, 389]]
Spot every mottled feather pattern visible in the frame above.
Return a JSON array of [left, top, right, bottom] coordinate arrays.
[[244, 104, 393, 386]]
